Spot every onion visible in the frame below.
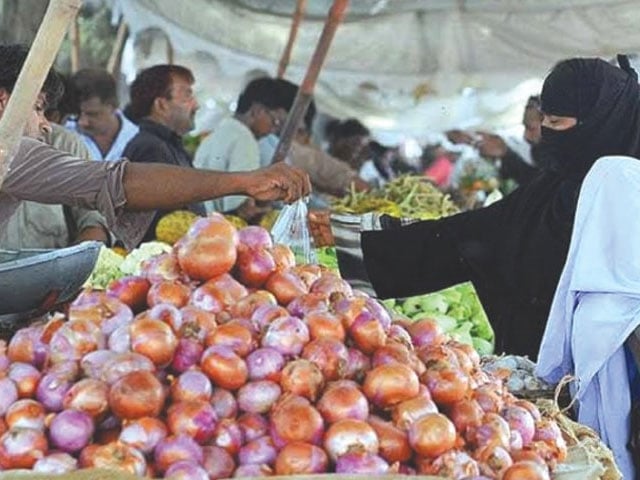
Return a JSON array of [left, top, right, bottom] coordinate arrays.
[[171, 337, 204, 373], [141, 252, 184, 283], [237, 381, 281, 414], [210, 388, 239, 419], [533, 418, 568, 462], [345, 348, 370, 381], [408, 413, 457, 458], [154, 434, 204, 474], [81, 349, 116, 379], [332, 297, 367, 329], [200, 345, 248, 390], [206, 321, 256, 357], [392, 394, 439, 430], [100, 352, 155, 385], [0, 427, 48, 469], [502, 461, 551, 480], [33, 452, 78, 474], [165, 460, 209, 480], [119, 416, 168, 453], [250, 304, 289, 332], [238, 435, 278, 466], [502, 405, 536, 446], [270, 394, 324, 448], [448, 398, 485, 435], [515, 399, 543, 422], [147, 303, 184, 334], [7, 325, 48, 369], [473, 384, 506, 414], [287, 293, 330, 319], [246, 347, 285, 382], [5, 399, 46, 431], [280, 359, 324, 401], [106, 275, 151, 312], [275, 441, 329, 474], [310, 273, 353, 298], [363, 363, 420, 408], [190, 273, 248, 313], [324, 419, 379, 462], [8, 362, 41, 398], [271, 243, 296, 271], [49, 409, 94, 453], [301, 337, 349, 381], [407, 319, 445, 348], [420, 450, 480, 478], [79, 440, 146, 476], [109, 370, 166, 420], [368, 415, 412, 463], [475, 444, 513, 478], [212, 418, 244, 455], [167, 400, 218, 444], [229, 290, 277, 319], [129, 316, 178, 368], [422, 364, 470, 406], [233, 463, 273, 477], [107, 324, 131, 353], [470, 413, 511, 450], [364, 297, 392, 331], [261, 316, 309, 357], [63, 378, 109, 420], [335, 452, 389, 474], [0, 377, 18, 415], [265, 270, 309, 305], [317, 382, 369, 423], [147, 280, 191, 308], [372, 342, 412, 368], [236, 247, 277, 288], [69, 291, 133, 336], [171, 370, 212, 403], [176, 214, 238, 281], [202, 445, 236, 480], [238, 225, 273, 251], [387, 323, 413, 348], [238, 412, 269, 442], [291, 264, 324, 288]]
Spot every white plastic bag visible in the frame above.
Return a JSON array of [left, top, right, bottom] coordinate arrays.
[[270, 199, 317, 265]]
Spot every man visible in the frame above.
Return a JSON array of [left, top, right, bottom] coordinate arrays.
[[328, 118, 372, 172], [0, 46, 109, 248], [194, 76, 289, 220], [67, 68, 138, 161], [0, 44, 311, 250]]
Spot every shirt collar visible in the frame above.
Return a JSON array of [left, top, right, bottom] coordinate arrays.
[[139, 119, 182, 145]]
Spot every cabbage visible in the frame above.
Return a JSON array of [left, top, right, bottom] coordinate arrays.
[[119, 241, 172, 275], [85, 246, 125, 289]]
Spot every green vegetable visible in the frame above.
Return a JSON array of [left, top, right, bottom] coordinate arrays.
[[472, 337, 495, 356], [85, 246, 125, 289], [315, 246, 339, 272], [418, 293, 448, 314]]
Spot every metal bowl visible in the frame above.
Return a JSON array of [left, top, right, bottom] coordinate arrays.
[[0, 241, 101, 317]]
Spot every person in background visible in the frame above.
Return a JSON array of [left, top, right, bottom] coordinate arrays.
[[421, 144, 456, 189], [447, 95, 543, 186], [0, 47, 109, 248], [122, 64, 207, 242], [194, 77, 289, 221], [328, 118, 372, 172], [359, 140, 396, 188], [0, 44, 311, 251], [67, 68, 138, 161]]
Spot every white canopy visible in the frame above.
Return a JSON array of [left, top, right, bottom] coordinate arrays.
[[111, 0, 640, 143]]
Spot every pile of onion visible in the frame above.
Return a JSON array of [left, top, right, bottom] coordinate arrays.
[[0, 214, 564, 480]]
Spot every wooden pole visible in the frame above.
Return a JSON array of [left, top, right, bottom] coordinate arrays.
[[106, 18, 128, 75], [271, 0, 348, 164], [0, 0, 83, 188], [69, 14, 80, 73], [277, 0, 307, 79]]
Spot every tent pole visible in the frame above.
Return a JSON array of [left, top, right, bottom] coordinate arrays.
[[0, 0, 82, 188], [69, 13, 81, 73], [106, 18, 128, 75], [277, 0, 307, 78], [271, 0, 348, 164]]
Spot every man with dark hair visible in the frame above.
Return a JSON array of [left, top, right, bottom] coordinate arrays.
[[194, 76, 289, 219], [0, 45, 311, 249], [68, 68, 138, 161], [328, 118, 371, 171]]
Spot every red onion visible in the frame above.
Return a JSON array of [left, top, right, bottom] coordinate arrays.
[[107, 324, 131, 353], [100, 352, 155, 385], [119, 417, 167, 454], [171, 370, 212, 403], [7, 325, 48, 369], [238, 226, 273, 251], [475, 444, 513, 478], [0, 377, 18, 415], [5, 399, 46, 431], [147, 303, 184, 333], [287, 293, 329, 318], [344, 348, 371, 381], [190, 274, 248, 313], [210, 388, 238, 419], [280, 359, 324, 401], [502, 405, 536, 446], [250, 304, 289, 332], [335, 452, 389, 474], [310, 273, 353, 298], [233, 463, 273, 477], [8, 362, 41, 398], [49, 319, 105, 364], [79, 441, 147, 475], [235, 247, 277, 288], [212, 418, 244, 455], [206, 321, 256, 357], [237, 380, 282, 414], [471, 413, 511, 450], [140, 252, 184, 283], [180, 305, 218, 343], [165, 460, 210, 480], [317, 382, 369, 423], [349, 311, 387, 354], [323, 419, 379, 461], [49, 409, 94, 453], [246, 347, 285, 382], [421, 450, 480, 478], [81, 349, 116, 379], [202, 445, 236, 479], [0, 427, 48, 469], [261, 316, 309, 357], [275, 441, 329, 474], [387, 323, 413, 348], [62, 378, 110, 420], [510, 429, 524, 450], [238, 412, 269, 443], [154, 434, 204, 474], [33, 452, 78, 474], [407, 319, 445, 348], [238, 435, 278, 466], [364, 297, 392, 331], [69, 291, 133, 336], [171, 338, 204, 373], [167, 400, 218, 444], [229, 290, 277, 320], [301, 337, 349, 381]]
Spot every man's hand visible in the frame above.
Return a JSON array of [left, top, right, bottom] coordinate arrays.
[[243, 163, 312, 203], [445, 129, 476, 145], [74, 225, 110, 245], [475, 132, 508, 158]]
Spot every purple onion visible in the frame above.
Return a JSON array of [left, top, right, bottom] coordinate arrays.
[[246, 347, 285, 381], [238, 436, 278, 466], [344, 348, 371, 381], [233, 464, 273, 477], [237, 381, 281, 414], [81, 349, 116, 379], [335, 452, 389, 474], [49, 409, 94, 453], [8, 325, 48, 369], [0, 377, 18, 416], [237, 413, 269, 443], [365, 297, 392, 331], [501, 405, 536, 446], [33, 452, 78, 474], [210, 388, 238, 419], [212, 419, 244, 454], [261, 316, 309, 357], [48, 319, 105, 363], [238, 226, 273, 250], [107, 324, 131, 353], [154, 434, 204, 474], [36, 372, 74, 412], [165, 460, 210, 480], [100, 352, 155, 385], [0, 353, 9, 372], [6, 399, 46, 430], [119, 417, 167, 454], [387, 323, 413, 347], [286, 293, 329, 318], [250, 304, 288, 332], [202, 445, 236, 479], [171, 369, 212, 403], [8, 362, 41, 397], [47, 360, 80, 379], [171, 338, 204, 373]]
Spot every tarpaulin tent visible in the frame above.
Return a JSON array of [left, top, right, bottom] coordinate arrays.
[[111, 0, 640, 143]]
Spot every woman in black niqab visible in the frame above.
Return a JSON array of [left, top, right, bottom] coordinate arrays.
[[360, 57, 640, 359]]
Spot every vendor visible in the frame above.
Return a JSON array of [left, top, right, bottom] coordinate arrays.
[[0, 44, 311, 249], [358, 56, 640, 359]]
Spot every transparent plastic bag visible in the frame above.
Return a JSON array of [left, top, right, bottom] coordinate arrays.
[[270, 199, 317, 265]]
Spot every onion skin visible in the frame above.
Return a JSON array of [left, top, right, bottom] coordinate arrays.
[[210, 388, 239, 419], [154, 434, 204, 474], [317, 383, 369, 423], [408, 413, 457, 458], [301, 337, 349, 381], [368, 415, 413, 463], [323, 419, 379, 462], [261, 316, 310, 357], [8, 362, 41, 399], [270, 395, 324, 448], [109, 371, 166, 420], [167, 400, 218, 444], [147, 280, 191, 309], [202, 445, 236, 480], [363, 363, 420, 408], [200, 346, 248, 390], [63, 378, 110, 421], [0, 378, 18, 416], [237, 381, 282, 414], [80, 440, 147, 476], [119, 417, 168, 454], [238, 435, 278, 466], [275, 441, 329, 474], [0, 427, 48, 469], [129, 317, 178, 368], [335, 452, 389, 474], [5, 399, 46, 431], [165, 460, 210, 480], [246, 347, 285, 382], [238, 413, 269, 443], [33, 452, 78, 474], [171, 370, 213, 403], [49, 409, 95, 453], [106, 276, 151, 312], [280, 359, 324, 401]]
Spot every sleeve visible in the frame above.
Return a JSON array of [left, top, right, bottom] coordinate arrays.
[[122, 137, 169, 165], [500, 148, 538, 185], [290, 143, 358, 193]]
